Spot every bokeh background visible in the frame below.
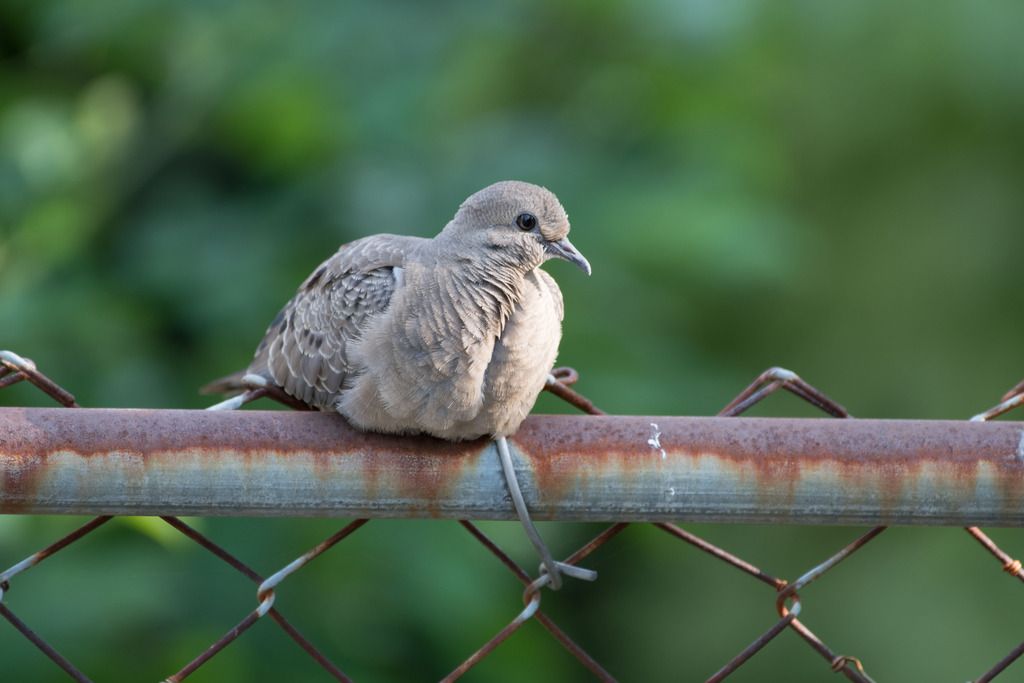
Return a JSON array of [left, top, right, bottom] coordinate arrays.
[[2, 1, 1024, 681]]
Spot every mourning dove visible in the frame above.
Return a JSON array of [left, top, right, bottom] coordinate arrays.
[[205, 180, 590, 441], [206, 180, 593, 589]]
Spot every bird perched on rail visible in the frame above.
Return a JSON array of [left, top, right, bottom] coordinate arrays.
[[204, 180, 590, 440], [205, 180, 592, 588]]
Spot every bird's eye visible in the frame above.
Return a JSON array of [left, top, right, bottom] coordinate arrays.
[[515, 213, 538, 231]]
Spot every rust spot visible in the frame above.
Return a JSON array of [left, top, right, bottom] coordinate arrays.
[[516, 416, 651, 514], [347, 430, 483, 517], [996, 431, 1024, 520], [0, 409, 48, 511], [0, 454, 44, 513]]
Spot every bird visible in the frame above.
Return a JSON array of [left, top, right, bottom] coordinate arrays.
[[204, 180, 592, 587], [204, 179, 590, 441]]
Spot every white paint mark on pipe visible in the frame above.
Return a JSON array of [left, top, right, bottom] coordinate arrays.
[[648, 423, 666, 460]]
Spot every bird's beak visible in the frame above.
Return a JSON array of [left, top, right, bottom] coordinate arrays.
[[545, 237, 592, 276]]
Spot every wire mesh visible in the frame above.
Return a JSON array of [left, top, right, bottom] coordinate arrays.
[[1, 348, 1022, 681]]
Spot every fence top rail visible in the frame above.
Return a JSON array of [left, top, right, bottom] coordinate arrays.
[[1, 407, 1022, 525]]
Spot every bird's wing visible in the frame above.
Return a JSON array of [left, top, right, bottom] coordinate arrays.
[[249, 234, 424, 408]]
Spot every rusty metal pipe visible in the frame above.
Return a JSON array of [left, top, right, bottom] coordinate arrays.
[[2, 408, 1024, 524]]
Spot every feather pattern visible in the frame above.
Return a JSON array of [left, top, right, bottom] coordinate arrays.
[[206, 181, 586, 441]]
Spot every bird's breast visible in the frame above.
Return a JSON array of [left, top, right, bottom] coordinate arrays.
[[339, 266, 562, 440], [473, 269, 563, 435]]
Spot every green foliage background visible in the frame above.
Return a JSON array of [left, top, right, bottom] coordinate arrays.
[[2, 2, 1023, 681]]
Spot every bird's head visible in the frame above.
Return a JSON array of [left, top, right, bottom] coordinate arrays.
[[446, 180, 591, 276]]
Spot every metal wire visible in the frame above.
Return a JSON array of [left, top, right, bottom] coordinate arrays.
[[1, 349, 1023, 682], [966, 380, 1024, 683]]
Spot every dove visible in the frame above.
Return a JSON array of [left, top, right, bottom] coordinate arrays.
[[205, 180, 590, 439], [205, 181, 592, 587]]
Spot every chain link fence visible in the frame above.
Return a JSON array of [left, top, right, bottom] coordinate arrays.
[[1, 349, 1022, 682]]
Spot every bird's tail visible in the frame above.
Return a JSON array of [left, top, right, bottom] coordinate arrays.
[[199, 370, 249, 395]]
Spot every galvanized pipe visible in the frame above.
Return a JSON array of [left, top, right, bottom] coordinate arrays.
[[1, 407, 1023, 525]]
